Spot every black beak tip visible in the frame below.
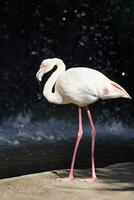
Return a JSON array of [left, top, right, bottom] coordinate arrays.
[[37, 80, 41, 85]]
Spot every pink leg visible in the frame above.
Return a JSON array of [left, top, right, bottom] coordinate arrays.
[[57, 107, 83, 182], [83, 108, 97, 182]]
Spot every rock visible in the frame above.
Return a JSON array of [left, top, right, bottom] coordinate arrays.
[[0, 162, 134, 200]]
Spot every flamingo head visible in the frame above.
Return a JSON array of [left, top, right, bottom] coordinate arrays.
[[36, 58, 57, 81]]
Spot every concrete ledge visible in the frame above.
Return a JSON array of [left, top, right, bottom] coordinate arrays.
[[0, 162, 134, 200]]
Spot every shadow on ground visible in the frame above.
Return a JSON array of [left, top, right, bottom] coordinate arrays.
[[52, 162, 134, 191]]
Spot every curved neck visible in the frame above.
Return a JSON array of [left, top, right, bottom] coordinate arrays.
[[43, 59, 66, 104]]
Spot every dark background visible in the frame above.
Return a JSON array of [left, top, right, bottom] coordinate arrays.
[[0, 0, 134, 121], [0, 0, 134, 178]]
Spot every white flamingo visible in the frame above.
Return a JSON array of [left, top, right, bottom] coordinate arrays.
[[36, 58, 131, 182]]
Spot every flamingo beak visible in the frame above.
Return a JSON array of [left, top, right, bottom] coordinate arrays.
[[36, 68, 45, 81]]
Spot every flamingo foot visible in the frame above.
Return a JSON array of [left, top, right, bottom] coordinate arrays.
[[56, 176, 74, 182], [83, 176, 97, 182]]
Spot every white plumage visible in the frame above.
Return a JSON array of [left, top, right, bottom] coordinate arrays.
[[36, 58, 130, 106]]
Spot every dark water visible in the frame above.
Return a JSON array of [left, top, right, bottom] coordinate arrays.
[[0, 139, 134, 179], [0, 115, 134, 179]]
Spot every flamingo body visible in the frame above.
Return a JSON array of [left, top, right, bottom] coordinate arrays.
[[56, 67, 130, 107]]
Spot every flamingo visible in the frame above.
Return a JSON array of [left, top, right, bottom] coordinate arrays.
[[36, 58, 131, 182]]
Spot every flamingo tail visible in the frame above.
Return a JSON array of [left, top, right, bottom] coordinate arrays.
[[111, 81, 131, 99]]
